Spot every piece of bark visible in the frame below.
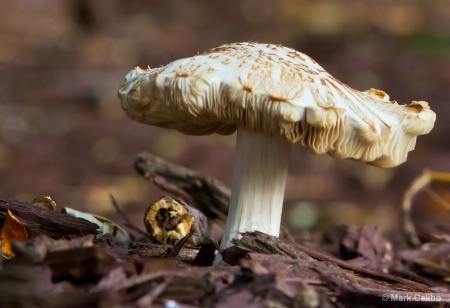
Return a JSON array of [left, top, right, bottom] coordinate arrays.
[[339, 225, 393, 273], [229, 232, 433, 293], [294, 252, 450, 305], [134, 152, 230, 222], [12, 234, 95, 263], [96, 233, 138, 262], [135, 275, 173, 307], [191, 243, 217, 266], [0, 197, 98, 238], [233, 249, 450, 306], [114, 266, 240, 305], [43, 245, 118, 283], [91, 266, 128, 293], [229, 232, 315, 262], [128, 241, 199, 263], [0, 261, 54, 307], [0, 260, 103, 307]]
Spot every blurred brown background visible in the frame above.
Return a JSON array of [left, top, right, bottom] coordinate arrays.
[[0, 0, 449, 237]]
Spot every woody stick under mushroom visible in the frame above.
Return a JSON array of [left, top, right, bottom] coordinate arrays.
[[118, 42, 435, 264], [144, 197, 221, 247]]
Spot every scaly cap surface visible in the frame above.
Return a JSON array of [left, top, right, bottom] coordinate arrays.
[[118, 42, 435, 167]]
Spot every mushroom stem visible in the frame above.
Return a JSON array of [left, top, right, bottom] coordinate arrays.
[[220, 127, 292, 251]]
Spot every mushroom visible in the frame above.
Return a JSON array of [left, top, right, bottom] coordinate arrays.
[[118, 42, 435, 260]]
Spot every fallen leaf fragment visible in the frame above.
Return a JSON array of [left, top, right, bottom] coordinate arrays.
[[32, 196, 57, 210], [1, 208, 28, 256], [62, 207, 130, 243], [339, 225, 393, 273], [401, 170, 450, 246]]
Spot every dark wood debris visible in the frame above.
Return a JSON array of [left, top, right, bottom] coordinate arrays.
[[1, 155, 450, 307], [0, 197, 99, 239], [135, 152, 230, 223], [2, 224, 450, 307]]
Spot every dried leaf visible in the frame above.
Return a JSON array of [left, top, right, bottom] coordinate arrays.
[[32, 196, 57, 210], [415, 257, 450, 279], [401, 170, 450, 246], [62, 207, 130, 243], [340, 225, 393, 273], [1, 208, 28, 256]]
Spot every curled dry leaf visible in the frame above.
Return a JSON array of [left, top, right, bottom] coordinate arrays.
[[1, 208, 28, 256], [401, 170, 450, 247], [32, 196, 57, 211], [415, 255, 450, 281], [398, 243, 450, 283]]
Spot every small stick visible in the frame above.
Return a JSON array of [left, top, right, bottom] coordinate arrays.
[[159, 233, 193, 258], [128, 242, 199, 263], [134, 152, 230, 223], [144, 197, 222, 247], [109, 194, 149, 239]]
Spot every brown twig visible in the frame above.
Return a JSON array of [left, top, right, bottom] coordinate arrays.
[[134, 152, 230, 223], [128, 242, 199, 263], [109, 194, 149, 239], [159, 233, 193, 258]]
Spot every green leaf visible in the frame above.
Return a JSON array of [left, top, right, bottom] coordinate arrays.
[[61, 207, 130, 243]]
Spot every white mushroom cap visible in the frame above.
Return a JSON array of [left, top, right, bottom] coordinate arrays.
[[119, 42, 435, 168]]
